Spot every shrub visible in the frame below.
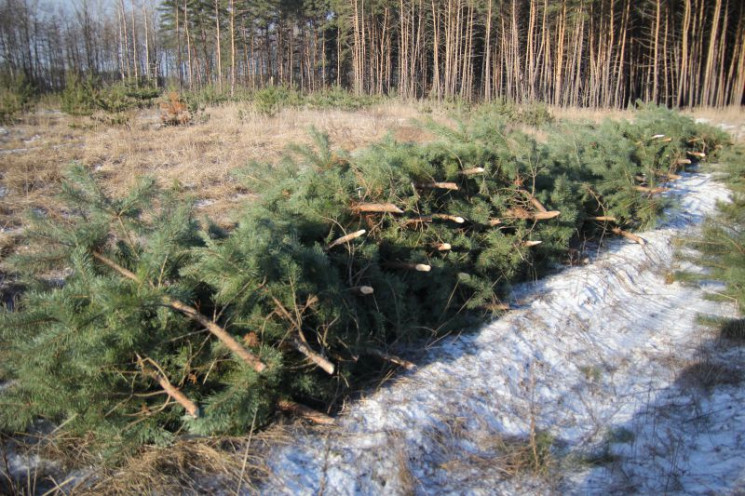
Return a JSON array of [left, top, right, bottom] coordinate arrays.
[[60, 75, 99, 116], [253, 85, 300, 117], [160, 92, 191, 125]]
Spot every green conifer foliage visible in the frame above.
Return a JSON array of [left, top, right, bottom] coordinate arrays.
[[0, 108, 731, 447]]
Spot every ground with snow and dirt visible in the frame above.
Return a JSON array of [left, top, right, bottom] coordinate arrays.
[[258, 171, 744, 495]]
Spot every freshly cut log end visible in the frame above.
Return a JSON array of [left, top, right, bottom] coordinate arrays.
[[365, 348, 417, 370], [432, 213, 465, 224], [459, 167, 485, 176], [434, 242, 452, 251], [277, 400, 335, 425], [384, 262, 433, 272], [415, 182, 460, 191], [351, 203, 404, 214], [612, 227, 646, 245], [522, 240, 543, 247], [483, 302, 510, 312], [326, 229, 366, 250], [589, 216, 617, 222], [351, 285, 374, 295], [635, 186, 669, 194]]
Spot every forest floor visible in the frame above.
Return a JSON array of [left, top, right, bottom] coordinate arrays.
[[1, 103, 744, 494]]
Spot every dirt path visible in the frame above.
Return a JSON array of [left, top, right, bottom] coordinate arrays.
[[259, 172, 743, 495]]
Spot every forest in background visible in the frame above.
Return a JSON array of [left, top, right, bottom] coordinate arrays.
[[0, 0, 743, 108]]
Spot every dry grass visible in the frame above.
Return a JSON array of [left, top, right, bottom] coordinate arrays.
[[675, 360, 742, 392], [1, 424, 294, 496], [0, 102, 434, 235]]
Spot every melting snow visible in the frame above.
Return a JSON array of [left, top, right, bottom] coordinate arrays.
[[260, 172, 744, 495]]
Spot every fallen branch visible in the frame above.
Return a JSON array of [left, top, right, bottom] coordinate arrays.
[[291, 338, 335, 375], [519, 190, 548, 212], [277, 400, 335, 425], [351, 203, 404, 214], [676, 158, 692, 166], [404, 214, 465, 226], [687, 150, 706, 159], [522, 240, 542, 247], [364, 348, 417, 370], [164, 298, 267, 373], [137, 356, 199, 418], [326, 229, 366, 250], [92, 251, 267, 373], [611, 227, 646, 245]]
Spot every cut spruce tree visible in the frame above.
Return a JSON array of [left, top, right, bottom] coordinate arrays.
[[0, 107, 730, 449]]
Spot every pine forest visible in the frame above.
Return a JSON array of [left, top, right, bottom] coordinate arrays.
[[0, 0, 743, 107]]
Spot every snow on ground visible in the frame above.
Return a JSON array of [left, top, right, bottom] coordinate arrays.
[[260, 172, 744, 495]]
